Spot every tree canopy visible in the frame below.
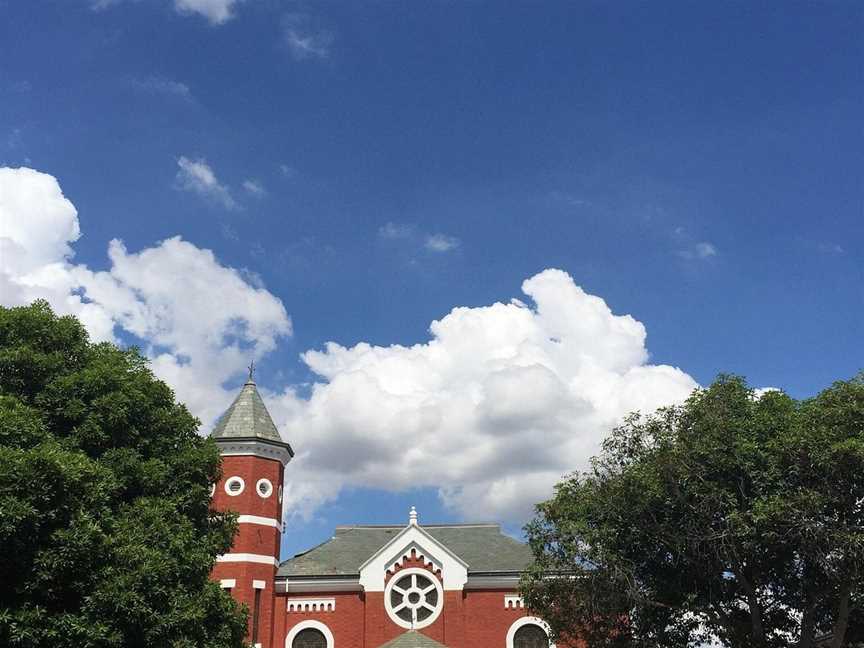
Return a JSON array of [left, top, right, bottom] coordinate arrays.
[[522, 375, 863, 648], [0, 301, 248, 648]]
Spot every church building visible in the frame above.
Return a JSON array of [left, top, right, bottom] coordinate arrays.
[[209, 377, 564, 648]]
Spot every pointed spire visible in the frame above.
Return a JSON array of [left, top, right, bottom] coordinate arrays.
[[409, 506, 418, 526], [211, 377, 292, 455]]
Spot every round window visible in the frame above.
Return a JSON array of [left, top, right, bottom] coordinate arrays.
[[278, 484, 283, 504], [384, 568, 443, 630], [256, 478, 273, 499], [224, 476, 245, 496]]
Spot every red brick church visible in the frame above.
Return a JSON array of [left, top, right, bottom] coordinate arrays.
[[210, 377, 566, 648]]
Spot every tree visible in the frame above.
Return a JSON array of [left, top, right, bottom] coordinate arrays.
[[0, 301, 249, 648], [522, 375, 864, 648]]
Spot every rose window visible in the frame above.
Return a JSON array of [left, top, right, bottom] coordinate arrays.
[[384, 568, 443, 629]]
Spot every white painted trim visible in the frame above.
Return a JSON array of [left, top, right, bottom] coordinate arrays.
[[286, 598, 336, 612], [506, 616, 556, 648], [217, 439, 293, 466], [238, 515, 282, 530], [384, 567, 444, 630], [253, 580, 266, 590], [505, 595, 525, 609], [359, 523, 469, 592], [256, 478, 274, 499], [216, 553, 280, 567], [224, 476, 245, 496], [220, 579, 236, 589], [285, 620, 334, 648]]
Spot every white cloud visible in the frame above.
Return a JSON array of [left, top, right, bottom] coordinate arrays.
[[242, 179, 266, 198], [176, 156, 237, 210], [2, 165, 701, 526], [0, 166, 291, 428], [173, 0, 242, 25], [128, 76, 193, 102], [282, 14, 334, 60], [378, 222, 414, 240], [269, 269, 698, 523], [425, 233, 460, 253], [678, 241, 717, 260]]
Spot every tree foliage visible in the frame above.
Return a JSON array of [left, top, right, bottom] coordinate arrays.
[[522, 375, 864, 648], [0, 301, 248, 647]]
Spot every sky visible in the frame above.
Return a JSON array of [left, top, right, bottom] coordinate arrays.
[[0, 0, 862, 560]]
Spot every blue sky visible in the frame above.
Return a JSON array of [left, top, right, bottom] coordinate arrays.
[[1, 0, 862, 559]]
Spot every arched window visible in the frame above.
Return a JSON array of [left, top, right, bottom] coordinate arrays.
[[286, 621, 334, 648], [292, 628, 326, 648], [514, 623, 549, 648], [506, 617, 555, 648]]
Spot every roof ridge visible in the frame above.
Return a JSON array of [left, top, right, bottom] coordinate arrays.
[[335, 523, 500, 529]]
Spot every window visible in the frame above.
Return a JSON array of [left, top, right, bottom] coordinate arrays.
[[514, 624, 549, 648], [384, 567, 444, 630], [506, 617, 555, 648], [224, 476, 245, 496], [292, 628, 327, 648], [256, 478, 273, 499]]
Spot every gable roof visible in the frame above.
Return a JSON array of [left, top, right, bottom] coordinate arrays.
[[211, 379, 292, 451], [377, 631, 448, 648], [277, 523, 533, 578]]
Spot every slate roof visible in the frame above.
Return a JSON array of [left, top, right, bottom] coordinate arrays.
[[277, 523, 533, 578], [377, 631, 448, 648], [211, 379, 292, 452]]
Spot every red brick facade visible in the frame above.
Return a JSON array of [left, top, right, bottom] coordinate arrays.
[[208, 381, 570, 648]]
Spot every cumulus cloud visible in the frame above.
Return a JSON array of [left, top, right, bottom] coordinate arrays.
[[0, 166, 291, 428], [282, 13, 334, 60], [425, 233, 460, 253], [2, 165, 700, 525], [269, 269, 697, 523], [176, 156, 237, 210]]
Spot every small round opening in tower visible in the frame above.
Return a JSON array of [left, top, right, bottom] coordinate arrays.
[[224, 476, 245, 496], [256, 478, 273, 498]]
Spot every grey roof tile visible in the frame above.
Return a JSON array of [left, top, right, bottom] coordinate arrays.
[[377, 631, 449, 648], [278, 524, 533, 577], [211, 379, 288, 446]]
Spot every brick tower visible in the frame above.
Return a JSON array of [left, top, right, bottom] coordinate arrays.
[[210, 372, 293, 648]]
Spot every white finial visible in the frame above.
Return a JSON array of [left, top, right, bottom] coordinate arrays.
[[409, 506, 418, 526]]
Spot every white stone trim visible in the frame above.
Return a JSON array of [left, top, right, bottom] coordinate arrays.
[[253, 580, 266, 590], [505, 595, 525, 609], [256, 478, 273, 499], [359, 523, 469, 592], [506, 616, 556, 648], [217, 439, 293, 466], [286, 598, 336, 612], [220, 579, 236, 589], [216, 553, 280, 567], [224, 476, 245, 496], [238, 515, 282, 530], [384, 567, 444, 630], [286, 620, 334, 648]]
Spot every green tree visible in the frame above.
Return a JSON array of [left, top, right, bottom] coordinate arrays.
[[522, 375, 864, 648], [0, 301, 248, 648]]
